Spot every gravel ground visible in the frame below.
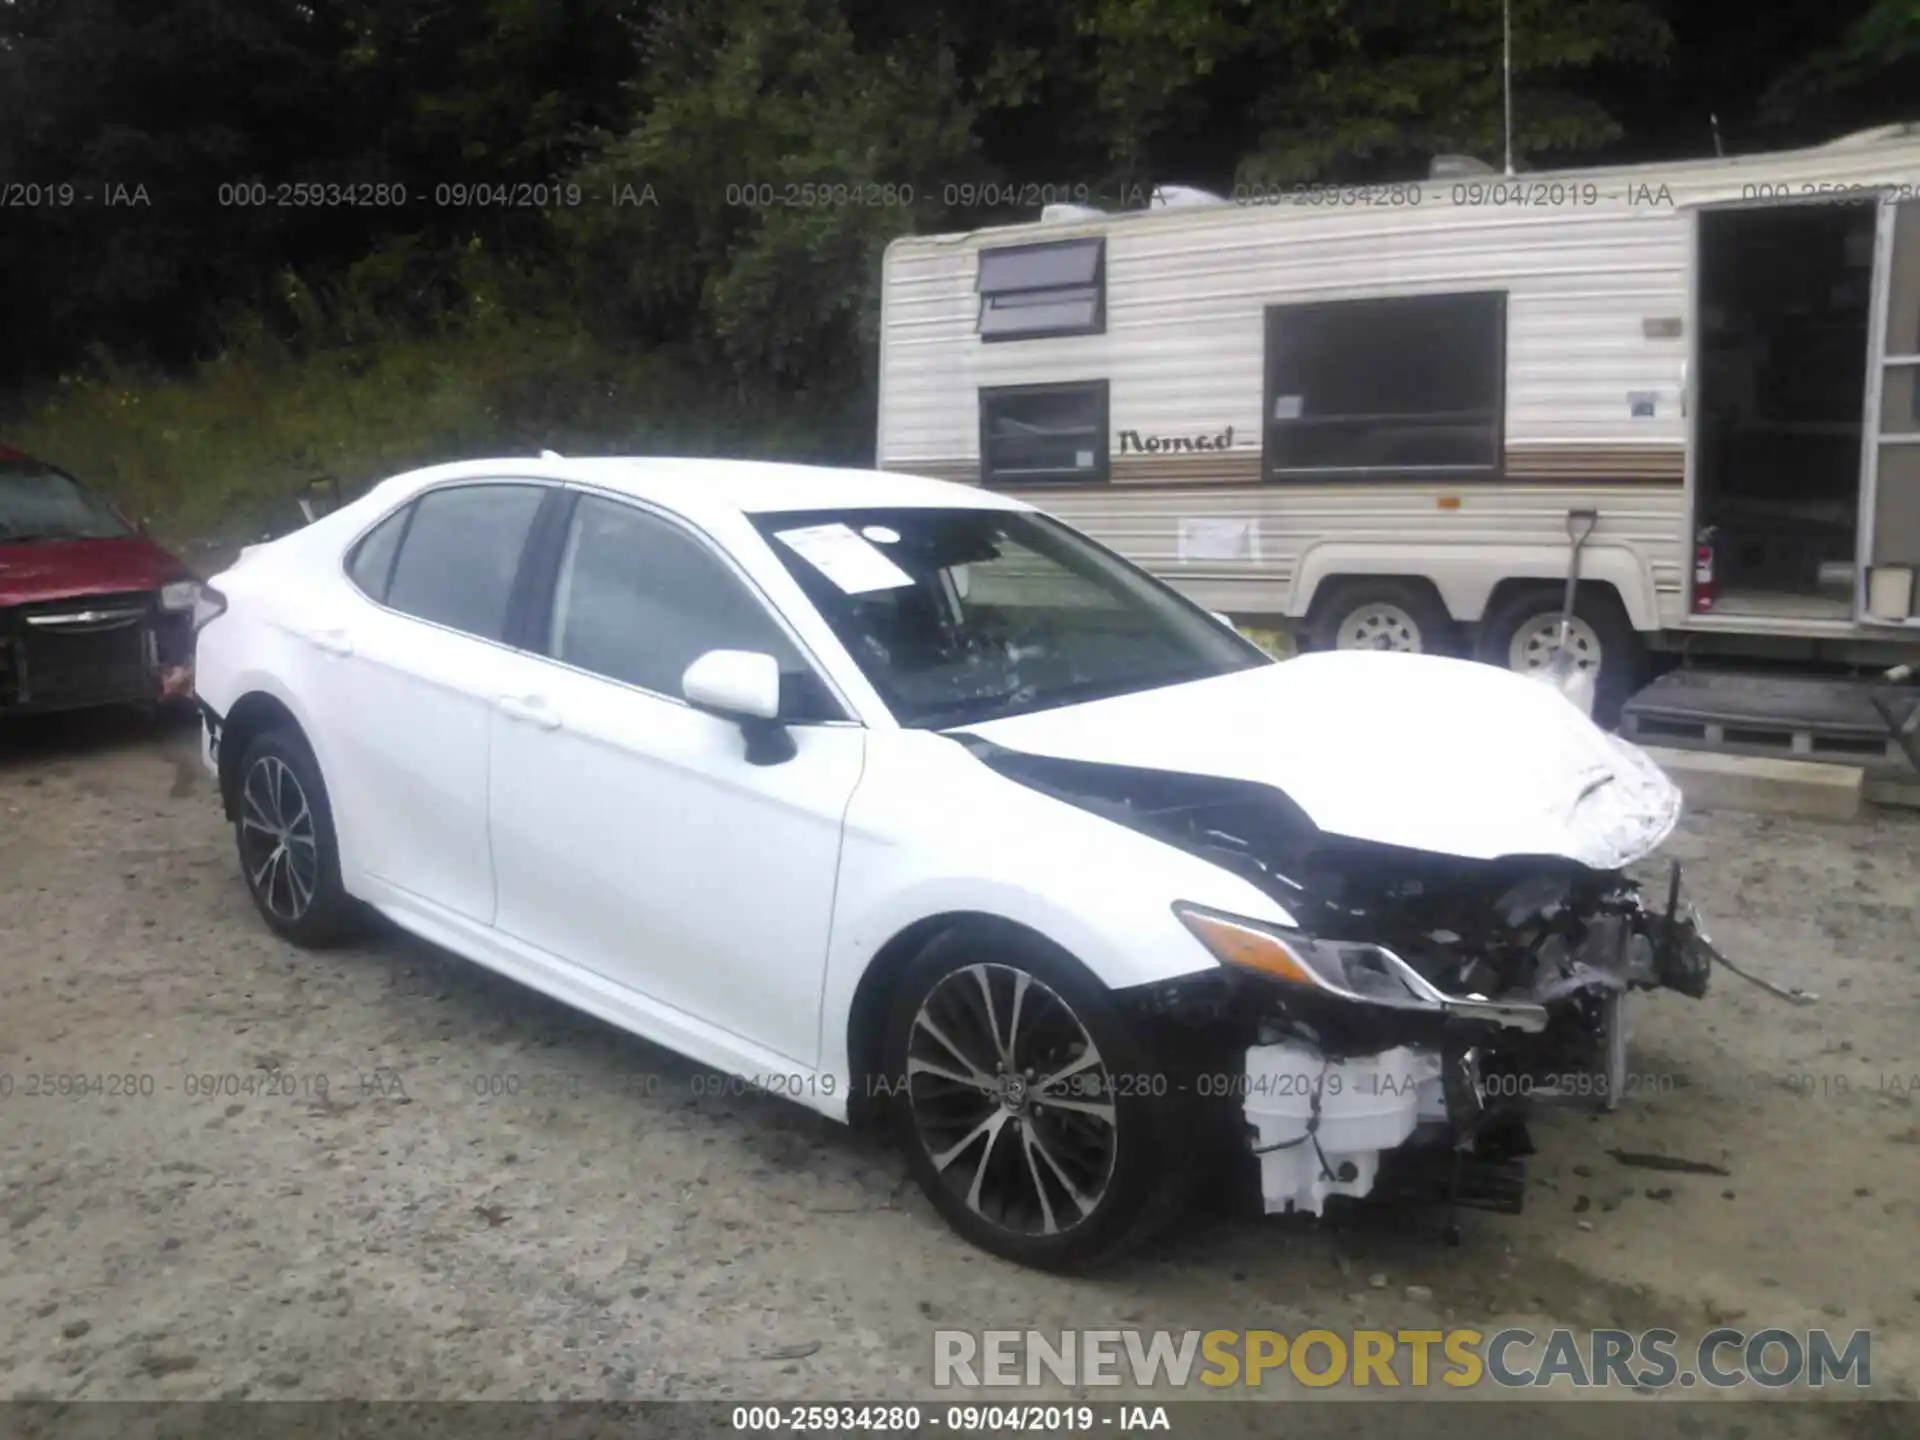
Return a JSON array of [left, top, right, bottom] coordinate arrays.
[[0, 709, 1916, 1428]]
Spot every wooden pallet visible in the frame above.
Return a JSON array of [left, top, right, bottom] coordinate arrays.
[[1620, 669, 1920, 777]]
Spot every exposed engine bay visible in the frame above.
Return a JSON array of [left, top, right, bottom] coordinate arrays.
[[956, 736, 1744, 1227]]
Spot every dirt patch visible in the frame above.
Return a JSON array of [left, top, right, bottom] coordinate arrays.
[[1, 710, 1915, 1419]]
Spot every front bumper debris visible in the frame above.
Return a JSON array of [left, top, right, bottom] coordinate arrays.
[[1242, 1043, 1438, 1217], [199, 700, 223, 780], [159, 662, 195, 701], [1, 596, 195, 715], [1226, 860, 1811, 1226]]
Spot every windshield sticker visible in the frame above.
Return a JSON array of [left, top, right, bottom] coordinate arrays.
[[860, 524, 902, 545], [775, 522, 915, 593]]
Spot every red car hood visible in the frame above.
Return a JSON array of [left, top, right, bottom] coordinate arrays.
[[0, 536, 191, 608]]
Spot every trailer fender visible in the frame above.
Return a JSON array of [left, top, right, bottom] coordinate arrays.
[[1290, 543, 1661, 632]]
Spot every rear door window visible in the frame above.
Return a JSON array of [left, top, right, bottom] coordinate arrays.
[[382, 484, 546, 642]]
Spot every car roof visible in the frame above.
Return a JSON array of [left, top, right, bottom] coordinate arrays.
[[379, 456, 1027, 523]]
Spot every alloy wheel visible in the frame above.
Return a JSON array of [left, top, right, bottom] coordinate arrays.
[[239, 754, 319, 922], [906, 962, 1118, 1238]]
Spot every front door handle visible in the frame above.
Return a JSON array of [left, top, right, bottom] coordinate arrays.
[[494, 694, 561, 731], [304, 628, 354, 657]]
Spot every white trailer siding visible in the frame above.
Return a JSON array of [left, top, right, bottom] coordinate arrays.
[[883, 203, 1693, 467], [877, 132, 1920, 630], [1006, 481, 1692, 624]]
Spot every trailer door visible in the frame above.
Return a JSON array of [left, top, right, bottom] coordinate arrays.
[[1860, 197, 1920, 625]]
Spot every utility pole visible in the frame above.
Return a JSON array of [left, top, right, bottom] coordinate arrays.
[[1503, 0, 1515, 175]]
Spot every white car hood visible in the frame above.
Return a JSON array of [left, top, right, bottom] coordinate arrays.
[[961, 650, 1682, 870]]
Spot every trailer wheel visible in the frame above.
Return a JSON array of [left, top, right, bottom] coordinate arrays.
[[1476, 584, 1645, 726], [1308, 580, 1456, 656]]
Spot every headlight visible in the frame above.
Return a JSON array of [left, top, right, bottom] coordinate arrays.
[[1172, 903, 1551, 1031], [1173, 904, 1439, 1006], [159, 579, 202, 612]]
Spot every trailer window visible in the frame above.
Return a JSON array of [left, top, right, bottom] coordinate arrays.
[[979, 382, 1109, 485], [1264, 292, 1505, 477], [977, 239, 1105, 340]]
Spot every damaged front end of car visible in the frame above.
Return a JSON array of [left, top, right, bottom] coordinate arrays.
[[957, 737, 1733, 1229]]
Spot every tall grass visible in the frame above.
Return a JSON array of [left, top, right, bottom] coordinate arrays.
[[3, 280, 872, 556]]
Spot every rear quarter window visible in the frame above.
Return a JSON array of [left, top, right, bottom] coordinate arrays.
[[345, 507, 410, 603]]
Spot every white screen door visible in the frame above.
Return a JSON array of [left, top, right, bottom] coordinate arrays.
[[1860, 198, 1920, 624]]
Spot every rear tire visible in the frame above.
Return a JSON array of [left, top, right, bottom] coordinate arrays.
[[233, 728, 357, 948], [882, 925, 1197, 1272], [1475, 584, 1645, 727], [1307, 579, 1458, 656]]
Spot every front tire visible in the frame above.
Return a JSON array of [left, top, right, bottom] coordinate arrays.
[[233, 728, 356, 948], [882, 925, 1196, 1271]]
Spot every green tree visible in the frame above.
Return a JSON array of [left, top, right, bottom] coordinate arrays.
[[1221, 0, 1673, 182], [564, 0, 982, 411], [1759, 0, 1920, 133], [1074, 0, 1254, 182], [336, 0, 645, 189], [0, 0, 365, 374]]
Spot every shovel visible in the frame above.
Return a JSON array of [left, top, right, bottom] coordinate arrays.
[[1541, 509, 1599, 715]]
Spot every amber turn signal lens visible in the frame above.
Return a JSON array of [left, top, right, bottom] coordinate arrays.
[[1177, 910, 1319, 987]]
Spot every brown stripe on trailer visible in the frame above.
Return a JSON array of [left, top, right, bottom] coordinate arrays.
[[882, 445, 1687, 489], [1503, 445, 1685, 483], [1109, 453, 1264, 486]]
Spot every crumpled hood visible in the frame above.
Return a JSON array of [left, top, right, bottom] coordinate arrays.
[[960, 650, 1682, 871]]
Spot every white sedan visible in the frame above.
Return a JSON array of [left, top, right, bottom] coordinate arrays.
[[192, 457, 1719, 1270]]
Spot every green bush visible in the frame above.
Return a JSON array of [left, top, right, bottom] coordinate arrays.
[[3, 288, 869, 553]]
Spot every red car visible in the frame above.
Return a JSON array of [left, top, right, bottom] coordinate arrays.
[[0, 446, 202, 716]]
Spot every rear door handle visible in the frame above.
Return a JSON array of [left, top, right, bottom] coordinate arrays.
[[495, 694, 561, 731], [304, 628, 354, 657]]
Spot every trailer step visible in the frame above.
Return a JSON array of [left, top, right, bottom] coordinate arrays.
[[1620, 669, 1920, 777]]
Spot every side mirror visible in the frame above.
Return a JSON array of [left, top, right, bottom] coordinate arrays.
[[295, 475, 343, 525], [681, 650, 795, 765], [683, 649, 780, 719]]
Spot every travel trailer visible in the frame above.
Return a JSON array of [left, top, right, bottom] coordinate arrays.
[[875, 127, 1920, 728]]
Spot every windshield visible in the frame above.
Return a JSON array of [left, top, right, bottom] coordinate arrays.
[[0, 461, 136, 542], [751, 506, 1271, 728]]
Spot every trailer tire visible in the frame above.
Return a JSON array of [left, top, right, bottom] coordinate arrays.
[[1476, 584, 1646, 727], [1307, 579, 1458, 657]]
